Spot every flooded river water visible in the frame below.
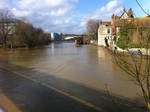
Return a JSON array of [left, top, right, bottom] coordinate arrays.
[[0, 42, 142, 102]]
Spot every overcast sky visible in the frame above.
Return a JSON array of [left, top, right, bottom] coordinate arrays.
[[0, 0, 149, 34]]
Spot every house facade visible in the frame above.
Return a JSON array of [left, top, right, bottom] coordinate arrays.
[[98, 8, 134, 47], [98, 22, 112, 46]]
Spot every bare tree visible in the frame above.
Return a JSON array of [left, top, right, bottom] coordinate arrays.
[[114, 28, 150, 111], [86, 19, 101, 40], [0, 9, 15, 48], [136, 0, 150, 16], [110, 1, 150, 111]]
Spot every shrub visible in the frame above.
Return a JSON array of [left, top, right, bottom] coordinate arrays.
[[116, 38, 128, 49], [11, 21, 50, 48], [128, 43, 145, 48]]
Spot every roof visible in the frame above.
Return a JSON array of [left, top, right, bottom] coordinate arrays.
[[130, 18, 150, 28], [100, 21, 111, 26], [113, 19, 129, 27], [113, 18, 150, 28], [112, 8, 134, 20], [0, 18, 16, 23], [128, 8, 134, 18]]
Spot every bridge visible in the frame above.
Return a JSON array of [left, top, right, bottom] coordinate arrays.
[[64, 35, 82, 40]]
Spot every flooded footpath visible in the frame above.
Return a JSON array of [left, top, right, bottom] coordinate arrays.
[[0, 42, 145, 112]]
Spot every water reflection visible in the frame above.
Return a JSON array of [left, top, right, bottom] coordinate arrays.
[[0, 42, 142, 100]]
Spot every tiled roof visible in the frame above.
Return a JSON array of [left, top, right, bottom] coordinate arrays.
[[113, 18, 150, 28], [100, 21, 111, 26], [130, 18, 150, 28], [112, 8, 134, 20], [113, 19, 129, 27]]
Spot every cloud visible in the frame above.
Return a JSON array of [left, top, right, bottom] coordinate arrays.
[[10, 0, 81, 34], [0, 0, 10, 9], [0, 0, 124, 34], [90, 0, 123, 20], [12, 0, 78, 17], [78, 0, 123, 33]]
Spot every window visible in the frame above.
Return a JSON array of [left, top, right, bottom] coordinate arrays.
[[107, 29, 110, 34]]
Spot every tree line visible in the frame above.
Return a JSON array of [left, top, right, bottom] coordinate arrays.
[[11, 21, 50, 48], [0, 9, 50, 48]]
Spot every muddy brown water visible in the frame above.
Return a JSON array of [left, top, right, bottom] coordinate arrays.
[[0, 42, 143, 102]]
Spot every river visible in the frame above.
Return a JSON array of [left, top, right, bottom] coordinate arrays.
[[0, 42, 142, 102]]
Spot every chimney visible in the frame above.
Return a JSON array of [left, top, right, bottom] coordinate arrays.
[[123, 8, 126, 12]]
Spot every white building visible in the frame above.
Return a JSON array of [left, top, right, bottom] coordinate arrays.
[[98, 22, 112, 47]]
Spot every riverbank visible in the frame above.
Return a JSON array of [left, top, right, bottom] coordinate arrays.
[[90, 40, 150, 56]]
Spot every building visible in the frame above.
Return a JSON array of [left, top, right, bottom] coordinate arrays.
[[0, 18, 16, 45], [50, 33, 62, 41], [112, 8, 134, 35], [98, 22, 112, 46], [98, 8, 134, 47]]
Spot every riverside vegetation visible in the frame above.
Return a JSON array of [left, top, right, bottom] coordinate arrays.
[[0, 9, 50, 48], [115, 18, 150, 112], [9, 21, 50, 48], [116, 18, 150, 49]]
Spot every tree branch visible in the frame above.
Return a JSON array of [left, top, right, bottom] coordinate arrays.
[[136, 0, 150, 16]]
